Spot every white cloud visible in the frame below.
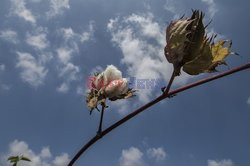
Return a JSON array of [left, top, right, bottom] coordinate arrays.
[[60, 21, 95, 46], [59, 63, 80, 81], [146, 147, 167, 162], [16, 52, 48, 87], [55, 21, 94, 93], [56, 47, 73, 64], [164, 0, 177, 14], [247, 97, 250, 105], [119, 146, 168, 166], [125, 13, 163, 44], [80, 21, 95, 43], [53, 153, 70, 166], [164, 0, 184, 19], [38, 53, 53, 64], [0, 64, 11, 92], [39, 147, 52, 159], [76, 86, 85, 95], [10, 0, 36, 24], [110, 100, 130, 115], [201, 0, 218, 18], [0, 65, 10, 91], [208, 159, 234, 166], [165, 0, 217, 19], [0, 84, 11, 91], [0, 64, 5, 72], [1, 140, 69, 166], [56, 48, 80, 93], [56, 48, 79, 81], [29, 0, 42, 2], [47, 0, 70, 17], [57, 82, 69, 93], [61, 28, 74, 40], [120, 147, 145, 166], [0, 30, 19, 44], [26, 30, 49, 50], [107, 13, 190, 102]]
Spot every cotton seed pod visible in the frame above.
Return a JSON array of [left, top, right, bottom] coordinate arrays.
[[165, 10, 205, 74]]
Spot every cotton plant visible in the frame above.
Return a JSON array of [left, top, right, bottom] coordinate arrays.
[[86, 65, 135, 133], [68, 10, 250, 165], [86, 10, 236, 134]]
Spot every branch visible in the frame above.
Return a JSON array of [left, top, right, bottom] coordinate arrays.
[[68, 62, 250, 166]]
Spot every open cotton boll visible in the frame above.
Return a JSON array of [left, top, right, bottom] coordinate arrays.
[[86, 65, 135, 112], [104, 78, 128, 98], [103, 65, 122, 85]]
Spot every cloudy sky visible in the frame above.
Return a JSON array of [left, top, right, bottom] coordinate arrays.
[[0, 0, 250, 166]]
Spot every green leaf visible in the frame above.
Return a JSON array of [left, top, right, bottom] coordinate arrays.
[[7, 156, 19, 163], [7, 156, 18, 161], [20, 156, 31, 162]]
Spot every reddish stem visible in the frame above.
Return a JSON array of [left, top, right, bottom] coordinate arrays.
[[68, 62, 250, 166]]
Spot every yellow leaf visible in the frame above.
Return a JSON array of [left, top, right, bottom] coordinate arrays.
[[211, 40, 231, 63]]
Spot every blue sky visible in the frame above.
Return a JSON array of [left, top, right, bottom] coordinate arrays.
[[0, 0, 250, 166]]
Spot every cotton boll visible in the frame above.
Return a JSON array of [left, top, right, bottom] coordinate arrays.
[[119, 78, 128, 94], [86, 65, 135, 112], [104, 78, 128, 98], [103, 65, 122, 85]]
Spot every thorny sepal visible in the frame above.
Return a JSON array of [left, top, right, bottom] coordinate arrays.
[[183, 38, 236, 75]]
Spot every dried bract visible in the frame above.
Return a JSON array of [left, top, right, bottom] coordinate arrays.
[[165, 10, 235, 75]]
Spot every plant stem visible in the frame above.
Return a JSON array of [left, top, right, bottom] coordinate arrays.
[[163, 68, 177, 94], [97, 105, 105, 134], [67, 62, 250, 166]]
